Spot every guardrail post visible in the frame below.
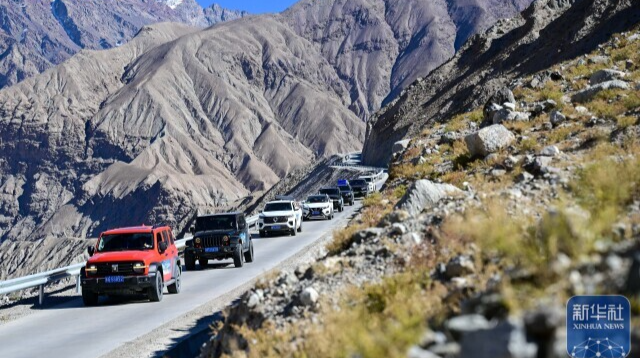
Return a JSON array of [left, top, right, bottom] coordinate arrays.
[[38, 284, 44, 306], [76, 275, 81, 294]]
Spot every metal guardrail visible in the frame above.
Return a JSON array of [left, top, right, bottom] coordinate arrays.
[[0, 216, 259, 305]]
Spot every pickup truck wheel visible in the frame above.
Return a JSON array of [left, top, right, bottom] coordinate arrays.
[[233, 245, 244, 268], [297, 221, 302, 233], [199, 258, 210, 269], [244, 241, 254, 263], [148, 272, 163, 302], [291, 222, 297, 236], [185, 253, 196, 271], [259, 230, 265, 238], [168, 266, 181, 294]]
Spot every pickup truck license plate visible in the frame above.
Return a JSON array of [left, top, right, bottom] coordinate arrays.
[[105, 276, 124, 284], [205, 247, 219, 253]]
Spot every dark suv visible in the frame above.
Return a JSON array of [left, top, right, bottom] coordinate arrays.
[[319, 187, 344, 212], [185, 213, 254, 270], [338, 180, 355, 206], [349, 179, 369, 198]]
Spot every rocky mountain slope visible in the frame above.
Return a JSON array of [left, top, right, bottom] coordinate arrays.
[[0, 0, 537, 246], [363, 0, 640, 166], [194, 0, 640, 356], [0, 0, 247, 88]]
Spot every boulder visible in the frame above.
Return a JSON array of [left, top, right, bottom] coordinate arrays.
[[571, 80, 629, 103], [540, 146, 561, 157], [549, 111, 566, 126], [445, 255, 476, 278], [390, 223, 408, 236], [351, 227, 384, 244], [589, 69, 626, 85], [588, 55, 609, 64], [446, 314, 492, 340], [396, 180, 462, 216], [465, 125, 515, 158], [493, 109, 530, 124], [300, 287, 319, 306], [459, 319, 537, 358], [484, 88, 515, 120], [392, 139, 411, 155]]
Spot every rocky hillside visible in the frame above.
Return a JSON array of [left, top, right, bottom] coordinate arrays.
[[0, 0, 536, 246], [0, 0, 247, 88], [193, 1, 640, 357], [363, 0, 640, 166]]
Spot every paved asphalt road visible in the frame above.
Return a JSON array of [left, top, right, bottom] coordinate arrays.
[[0, 203, 363, 358]]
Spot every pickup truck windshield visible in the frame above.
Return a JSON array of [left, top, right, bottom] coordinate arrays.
[[98, 233, 154, 252], [264, 203, 293, 212], [195, 215, 236, 232], [350, 179, 366, 186], [307, 196, 329, 203], [362, 177, 373, 183]]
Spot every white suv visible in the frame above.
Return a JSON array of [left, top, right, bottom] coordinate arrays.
[[359, 175, 376, 193], [258, 200, 303, 237]]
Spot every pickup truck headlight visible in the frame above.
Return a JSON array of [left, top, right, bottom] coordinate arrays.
[[86, 264, 97, 274], [288, 215, 295, 221], [133, 262, 147, 274]]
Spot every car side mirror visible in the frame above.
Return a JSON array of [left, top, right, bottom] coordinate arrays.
[[189, 226, 195, 234], [87, 246, 95, 257], [159, 241, 168, 253]]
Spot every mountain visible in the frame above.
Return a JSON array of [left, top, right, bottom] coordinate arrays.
[[363, 0, 640, 165], [0, 0, 247, 89], [0, 0, 536, 242]]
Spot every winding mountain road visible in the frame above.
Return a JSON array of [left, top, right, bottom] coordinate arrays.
[[0, 177, 386, 358]]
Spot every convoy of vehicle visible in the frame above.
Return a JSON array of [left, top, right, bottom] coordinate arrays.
[[80, 173, 381, 306]]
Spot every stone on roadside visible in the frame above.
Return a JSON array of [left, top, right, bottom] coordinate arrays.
[[571, 80, 629, 103], [247, 292, 261, 308], [588, 55, 609, 64], [549, 110, 566, 126], [300, 287, 319, 307], [444, 255, 476, 279], [351, 227, 384, 244], [392, 139, 411, 155], [459, 319, 537, 358], [589, 69, 626, 85], [396, 180, 462, 216], [465, 124, 515, 158], [516, 172, 534, 183], [484, 87, 515, 119], [390, 223, 408, 236], [445, 314, 492, 340], [540, 145, 561, 157]]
